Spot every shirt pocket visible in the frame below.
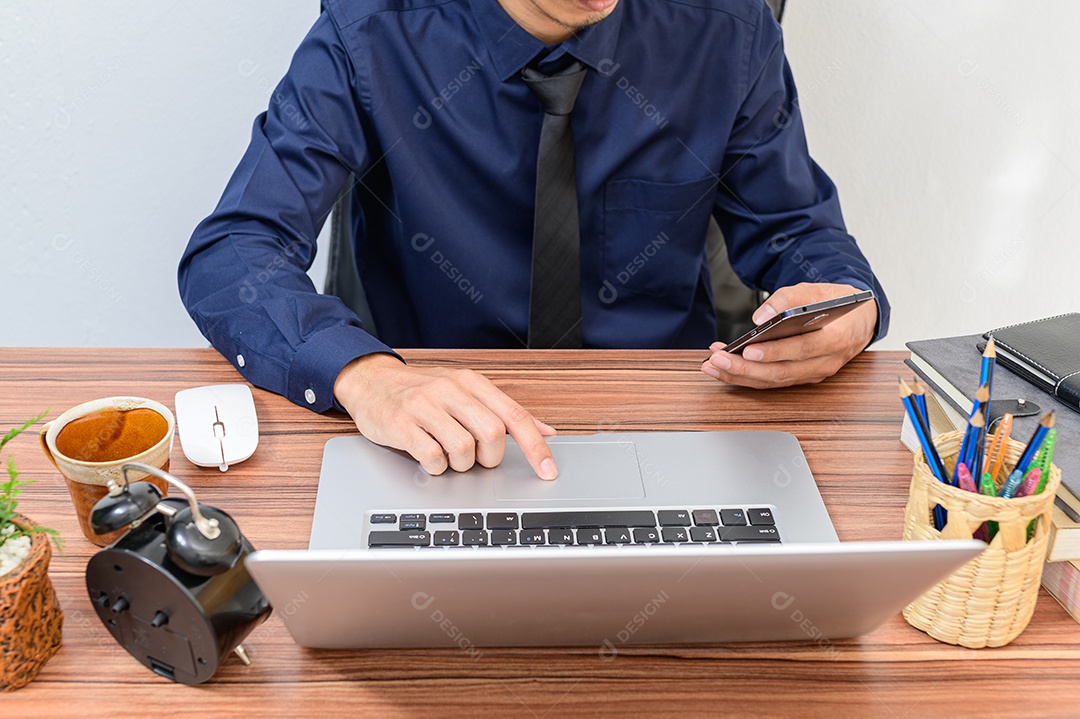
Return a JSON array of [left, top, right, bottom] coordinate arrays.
[[603, 177, 717, 298]]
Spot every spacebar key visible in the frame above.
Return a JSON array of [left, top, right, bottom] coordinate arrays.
[[368, 531, 432, 547], [521, 511, 656, 529]]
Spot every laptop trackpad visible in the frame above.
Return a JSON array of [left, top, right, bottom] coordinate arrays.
[[494, 441, 645, 501]]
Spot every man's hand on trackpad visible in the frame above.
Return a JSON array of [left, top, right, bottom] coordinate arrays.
[[334, 353, 558, 479]]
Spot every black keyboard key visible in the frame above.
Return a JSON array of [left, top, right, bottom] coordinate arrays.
[[368, 531, 431, 547], [690, 526, 717, 542], [487, 513, 519, 530], [434, 531, 460, 546], [400, 513, 424, 522], [400, 520, 426, 531], [577, 529, 604, 545], [549, 529, 575, 545], [662, 527, 690, 543], [720, 508, 747, 526], [521, 511, 656, 529], [370, 513, 397, 524], [459, 513, 483, 530], [520, 529, 546, 545], [605, 527, 633, 544], [657, 510, 691, 526], [490, 529, 517, 545], [430, 513, 456, 524], [720, 526, 780, 542], [462, 529, 488, 546], [692, 509, 719, 526], [747, 508, 775, 526], [633, 527, 661, 544]]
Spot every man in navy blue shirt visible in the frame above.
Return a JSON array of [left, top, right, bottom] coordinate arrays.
[[179, 0, 889, 480]]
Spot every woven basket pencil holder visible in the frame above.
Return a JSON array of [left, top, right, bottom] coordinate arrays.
[[1, 516, 63, 691], [902, 429, 1061, 648]]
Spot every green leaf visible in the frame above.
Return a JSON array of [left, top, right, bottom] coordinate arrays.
[[1, 409, 63, 553], [0, 408, 49, 453]]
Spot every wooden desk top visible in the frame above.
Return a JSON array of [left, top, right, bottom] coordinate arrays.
[[2, 348, 1078, 717]]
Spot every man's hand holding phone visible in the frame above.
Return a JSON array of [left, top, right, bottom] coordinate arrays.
[[701, 283, 879, 389]]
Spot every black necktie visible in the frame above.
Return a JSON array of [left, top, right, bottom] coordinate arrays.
[[521, 61, 587, 349]]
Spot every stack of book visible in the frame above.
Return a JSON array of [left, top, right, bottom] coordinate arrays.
[[902, 315, 1080, 625]]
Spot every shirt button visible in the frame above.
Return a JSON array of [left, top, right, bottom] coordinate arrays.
[[304, 389, 316, 405], [236, 354, 246, 368]]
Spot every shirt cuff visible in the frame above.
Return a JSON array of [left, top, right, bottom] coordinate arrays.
[[832, 277, 888, 346], [286, 323, 401, 413]]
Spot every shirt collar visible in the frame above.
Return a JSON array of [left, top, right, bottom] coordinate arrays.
[[468, 0, 625, 81]]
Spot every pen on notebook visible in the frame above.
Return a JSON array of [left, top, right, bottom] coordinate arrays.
[[899, 379, 948, 530]]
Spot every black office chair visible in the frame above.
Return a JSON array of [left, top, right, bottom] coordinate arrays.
[[323, 186, 379, 337], [323, 0, 786, 342]]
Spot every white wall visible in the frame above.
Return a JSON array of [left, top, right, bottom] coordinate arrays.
[[3, 1, 1077, 350], [784, 1, 1080, 348], [1, 1, 322, 347]]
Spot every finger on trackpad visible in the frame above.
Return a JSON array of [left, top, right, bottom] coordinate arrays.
[[494, 441, 645, 501]]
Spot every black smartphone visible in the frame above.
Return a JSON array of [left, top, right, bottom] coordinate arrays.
[[722, 290, 875, 354]]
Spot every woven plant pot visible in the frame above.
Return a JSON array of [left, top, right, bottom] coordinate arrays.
[[0, 515, 64, 691], [902, 430, 1061, 648]]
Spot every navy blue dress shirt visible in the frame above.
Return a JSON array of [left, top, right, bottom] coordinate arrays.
[[179, 0, 891, 413]]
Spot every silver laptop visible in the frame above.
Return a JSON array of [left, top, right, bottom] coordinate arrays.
[[246, 431, 983, 648]]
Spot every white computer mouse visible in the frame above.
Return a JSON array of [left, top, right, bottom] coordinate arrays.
[[174, 384, 259, 471]]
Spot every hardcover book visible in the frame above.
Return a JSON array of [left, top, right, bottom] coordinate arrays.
[[1041, 559, 1080, 626]]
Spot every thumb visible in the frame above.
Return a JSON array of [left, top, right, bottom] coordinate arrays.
[[752, 301, 778, 325]]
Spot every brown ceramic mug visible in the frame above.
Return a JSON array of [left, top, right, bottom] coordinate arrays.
[[40, 397, 174, 546]]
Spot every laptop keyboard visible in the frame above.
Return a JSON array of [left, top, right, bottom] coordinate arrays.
[[366, 507, 780, 548]]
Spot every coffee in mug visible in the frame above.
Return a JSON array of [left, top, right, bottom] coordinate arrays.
[[55, 408, 169, 463], [40, 397, 174, 546]]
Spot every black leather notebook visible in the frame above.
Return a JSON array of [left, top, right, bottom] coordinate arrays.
[[983, 313, 1080, 414]]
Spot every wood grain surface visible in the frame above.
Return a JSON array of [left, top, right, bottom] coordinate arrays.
[[2, 348, 1077, 717]]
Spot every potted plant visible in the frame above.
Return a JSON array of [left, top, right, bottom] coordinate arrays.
[[1, 410, 64, 692]]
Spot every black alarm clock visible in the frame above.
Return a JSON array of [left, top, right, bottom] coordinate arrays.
[[85, 462, 272, 684]]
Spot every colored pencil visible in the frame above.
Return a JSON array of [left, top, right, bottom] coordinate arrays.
[[954, 385, 988, 486], [911, 378, 930, 428], [1015, 412, 1055, 478], [976, 339, 996, 483], [899, 378, 948, 530], [967, 408, 986, 485]]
